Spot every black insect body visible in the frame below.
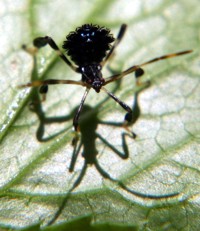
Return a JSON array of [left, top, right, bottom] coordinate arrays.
[[63, 25, 115, 93], [63, 24, 114, 66], [20, 24, 192, 146]]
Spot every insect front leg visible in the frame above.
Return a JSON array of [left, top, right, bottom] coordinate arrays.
[[72, 88, 90, 146], [101, 87, 135, 137]]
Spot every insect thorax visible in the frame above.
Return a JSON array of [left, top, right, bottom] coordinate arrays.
[[80, 64, 105, 93]]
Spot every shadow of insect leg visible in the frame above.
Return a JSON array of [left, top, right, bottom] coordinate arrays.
[[94, 159, 179, 199], [29, 92, 73, 142], [48, 161, 88, 226], [69, 140, 82, 172], [96, 132, 132, 159]]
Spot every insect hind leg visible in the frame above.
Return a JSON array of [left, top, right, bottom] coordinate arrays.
[[33, 36, 78, 72]]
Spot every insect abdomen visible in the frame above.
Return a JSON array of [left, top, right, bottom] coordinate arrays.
[[62, 24, 114, 66]]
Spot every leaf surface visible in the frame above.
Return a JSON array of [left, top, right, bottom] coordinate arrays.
[[0, 0, 199, 230]]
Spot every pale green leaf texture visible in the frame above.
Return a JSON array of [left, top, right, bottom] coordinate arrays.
[[0, 0, 199, 230]]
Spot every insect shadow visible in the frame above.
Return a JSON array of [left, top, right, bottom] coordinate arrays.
[[28, 80, 179, 225]]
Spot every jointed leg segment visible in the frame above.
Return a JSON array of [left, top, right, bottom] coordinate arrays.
[[72, 88, 90, 146], [101, 24, 127, 66], [39, 85, 48, 102], [101, 87, 135, 137], [104, 50, 192, 85], [18, 79, 86, 88], [73, 88, 90, 132], [102, 87, 132, 122], [33, 36, 78, 72]]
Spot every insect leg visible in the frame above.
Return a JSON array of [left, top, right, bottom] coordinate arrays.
[[101, 87, 134, 136], [72, 88, 90, 146], [101, 24, 127, 66], [48, 161, 88, 225], [39, 85, 48, 102], [104, 50, 193, 85], [18, 79, 86, 88], [18, 79, 86, 106], [33, 36, 78, 72], [94, 159, 179, 199]]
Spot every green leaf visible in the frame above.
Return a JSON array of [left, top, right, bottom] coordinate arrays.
[[0, 0, 199, 230]]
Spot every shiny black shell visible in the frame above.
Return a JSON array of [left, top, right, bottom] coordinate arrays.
[[62, 24, 114, 66]]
